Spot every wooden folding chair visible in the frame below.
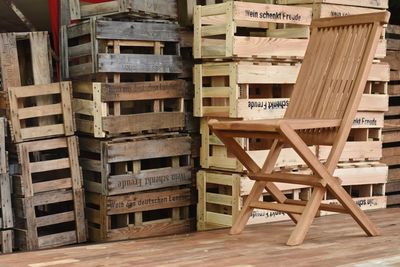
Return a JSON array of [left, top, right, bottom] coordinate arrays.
[[208, 12, 390, 246]]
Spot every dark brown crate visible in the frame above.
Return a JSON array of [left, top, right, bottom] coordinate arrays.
[[0, 118, 12, 231], [8, 82, 75, 143], [61, 18, 182, 80], [11, 136, 86, 251], [73, 80, 187, 138], [80, 133, 193, 196], [0, 32, 52, 92], [0, 230, 12, 253], [13, 137, 83, 198], [86, 187, 195, 242], [13, 189, 86, 251], [69, 0, 178, 22]]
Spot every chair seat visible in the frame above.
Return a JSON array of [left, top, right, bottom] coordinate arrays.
[[209, 118, 342, 132]]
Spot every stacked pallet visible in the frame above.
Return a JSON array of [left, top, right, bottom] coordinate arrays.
[[193, 1, 314, 230], [278, 0, 390, 213], [61, 1, 196, 242], [383, 24, 400, 206], [0, 118, 12, 253], [0, 32, 86, 251]]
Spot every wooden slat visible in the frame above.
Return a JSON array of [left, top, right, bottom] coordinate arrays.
[[107, 188, 193, 215], [97, 54, 182, 74], [96, 20, 179, 42], [68, 43, 91, 58], [233, 2, 312, 26], [10, 83, 60, 98], [285, 199, 348, 213], [20, 124, 65, 141], [107, 135, 191, 163], [80, 1, 119, 18], [30, 158, 70, 173], [206, 192, 233, 206], [38, 231, 77, 249], [19, 137, 67, 152], [0, 33, 21, 90], [73, 99, 94, 116], [248, 172, 326, 187], [33, 190, 74, 206], [100, 80, 186, 102], [18, 103, 62, 120], [102, 113, 185, 136], [250, 201, 304, 214], [32, 178, 72, 193], [36, 211, 75, 227]]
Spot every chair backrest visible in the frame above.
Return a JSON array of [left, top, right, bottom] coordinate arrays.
[[285, 12, 389, 121], [284, 11, 389, 172]]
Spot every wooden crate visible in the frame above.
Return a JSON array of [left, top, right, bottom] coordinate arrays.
[[86, 187, 195, 242], [80, 133, 193, 196], [320, 184, 387, 216], [386, 25, 400, 53], [327, 111, 385, 162], [61, 18, 182, 80], [178, 29, 194, 79], [0, 32, 52, 91], [8, 82, 75, 143], [69, 0, 178, 21], [12, 136, 83, 198], [384, 97, 400, 134], [0, 173, 12, 231], [385, 180, 400, 206], [194, 62, 389, 118], [13, 188, 86, 251], [0, 32, 53, 122], [73, 80, 186, 138], [193, 2, 387, 59], [0, 117, 7, 174], [382, 143, 400, 166], [194, 61, 298, 118], [193, 2, 313, 59], [278, 1, 388, 19], [334, 162, 388, 186], [11, 136, 86, 250], [300, 164, 387, 215], [200, 118, 310, 171], [276, 0, 388, 9], [0, 230, 12, 253], [0, 118, 13, 232], [383, 25, 400, 144], [178, 0, 274, 27], [197, 169, 305, 230]]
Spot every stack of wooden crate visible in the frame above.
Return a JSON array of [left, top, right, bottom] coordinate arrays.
[[383, 24, 400, 206], [7, 82, 87, 251], [277, 0, 390, 214], [193, 1, 315, 230], [61, 0, 196, 242], [0, 118, 12, 253], [0, 32, 87, 251]]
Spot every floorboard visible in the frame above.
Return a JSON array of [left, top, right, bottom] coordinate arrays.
[[1, 208, 400, 267]]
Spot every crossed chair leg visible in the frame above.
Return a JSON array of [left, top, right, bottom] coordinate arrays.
[[212, 124, 380, 246]]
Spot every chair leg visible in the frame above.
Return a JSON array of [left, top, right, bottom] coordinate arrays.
[[230, 181, 266, 235], [327, 182, 380, 236], [286, 186, 325, 246], [279, 123, 380, 238]]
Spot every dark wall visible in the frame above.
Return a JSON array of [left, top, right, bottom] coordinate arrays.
[[389, 0, 400, 25], [0, 0, 50, 32]]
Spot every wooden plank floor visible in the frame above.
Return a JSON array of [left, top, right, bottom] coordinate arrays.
[[1, 208, 400, 267]]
